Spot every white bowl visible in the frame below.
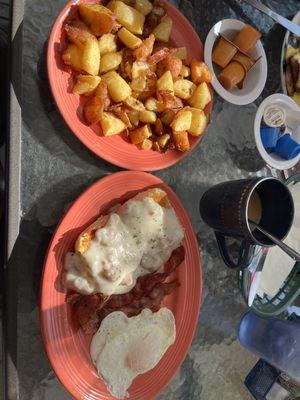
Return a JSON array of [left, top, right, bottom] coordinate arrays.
[[204, 19, 267, 105], [280, 11, 300, 95], [254, 93, 300, 170]]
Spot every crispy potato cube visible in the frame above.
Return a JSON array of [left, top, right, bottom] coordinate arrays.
[[152, 16, 172, 42], [134, 0, 153, 16], [157, 56, 182, 79], [191, 60, 212, 84], [135, 0, 153, 15], [285, 46, 299, 63], [73, 75, 101, 95], [62, 44, 83, 71], [99, 52, 122, 73], [130, 124, 152, 144], [64, 22, 96, 50], [100, 112, 126, 136], [131, 61, 149, 79], [139, 110, 157, 123], [173, 131, 190, 152], [138, 138, 153, 150], [98, 33, 117, 55], [111, 1, 145, 35], [130, 77, 147, 91], [118, 27, 143, 49], [180, 65, 190, 78], [173, 47, 187, 60], [186, 107, 207, 136], [106, 0, 116, 11], [127, 110, 140, 126], [81, 39, 100, 75], [160, 109, 176, 125], [170, 109, 192, 131], [157, 133, 170, 148], [174, 79, 196, 99], [124, 96, 145, 111], [145, 97, 163, 112], [78, 4, 116, 36], [157, 70, 174, 93], [102, 71, 132, 102], [83, 96, 104, 125], [188, 82, 212, 110]]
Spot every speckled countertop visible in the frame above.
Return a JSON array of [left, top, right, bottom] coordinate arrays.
[[6, 0, 300, 399]]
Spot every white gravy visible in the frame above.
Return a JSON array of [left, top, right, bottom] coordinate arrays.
[[64, 196, 184, 296]]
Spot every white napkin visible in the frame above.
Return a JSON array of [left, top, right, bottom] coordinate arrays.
[[257, 182, 300, 298]]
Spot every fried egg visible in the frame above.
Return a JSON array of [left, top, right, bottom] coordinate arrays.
[[90, 308, 176, 399]]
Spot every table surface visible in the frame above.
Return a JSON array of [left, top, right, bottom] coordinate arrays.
[[10, 0, 300, 398]]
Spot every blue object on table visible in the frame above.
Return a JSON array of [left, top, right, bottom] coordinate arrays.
[[275, 134, 300, 160], [244, 359, 279, 400], [260, 126, 280, 149], [238, 311, 300, 383]]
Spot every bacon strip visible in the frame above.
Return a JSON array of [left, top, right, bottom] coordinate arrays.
[[67, 246, 185, 334]]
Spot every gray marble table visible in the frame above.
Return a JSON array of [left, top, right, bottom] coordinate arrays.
[[6, 0, 300, 398]]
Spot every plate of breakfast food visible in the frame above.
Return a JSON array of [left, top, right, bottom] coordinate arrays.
[[40, 171, 202, 399], [204, 19, 267, 105], [280, 11, 300, 109], [47, 0, 213, 171]]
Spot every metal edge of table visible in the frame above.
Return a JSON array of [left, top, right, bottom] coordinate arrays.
[[4, 0, 23, 398]]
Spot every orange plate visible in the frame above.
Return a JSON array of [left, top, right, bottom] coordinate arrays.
[[47, 0, 213, 171], [40, 171, 202, 400]]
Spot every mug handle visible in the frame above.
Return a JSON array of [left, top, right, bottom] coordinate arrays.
[[215, 232, 256, 269]]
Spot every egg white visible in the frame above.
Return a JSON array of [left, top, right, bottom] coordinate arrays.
[[90, 308, 176, 399]]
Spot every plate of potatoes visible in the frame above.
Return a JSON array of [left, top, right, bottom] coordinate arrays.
[[48, 0, 213, 170]]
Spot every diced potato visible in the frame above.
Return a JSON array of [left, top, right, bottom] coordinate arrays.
[[286, 46, 299, 63], [106, 0, 117, 11], [135, 0, 153, 16], [124, 96, 145, 111], [170, 109, 192, 131], [83, 96, 104, 124], [130, 124, 152, 144], [99, 52, 122, 73], [138, 138, 153, 150], [174, 79, 196, 99], [188, 82, 212, 110], [139, 110, 157, 123], [62, 44, 83, 71], [73, 75, 101, 95], [157, 133, 170, 148], [157, 70, 174, 93], [130, 77, 147, 91], [118, 27, 143, 49], [191, 60, 212, 84], [100, 112, 126, 136], [186, 107, 207, 136], [81, 39, 100, 75], [152, 16, 172, 42], [160, 109, 176, 125], [180, 65, 190, 78], [173, 47, 187, 60], [131, 61, 149, 79], [78, 3, 116, 36], [156, 56, 182, 79], [111, 1, 145, 35], [98, 33, 117, 55], [173, 131, 190, 152], [64, 22, 96, 50], [145, 97, 163, 112], [127, 110, 140, 126], [102, 71, 132, 102]]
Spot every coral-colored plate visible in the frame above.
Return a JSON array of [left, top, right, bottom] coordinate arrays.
[[47, 0, 212, 171], [40, 171, 202, 399]]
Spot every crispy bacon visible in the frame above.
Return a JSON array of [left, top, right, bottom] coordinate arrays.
[[157, 90, 184, 111], [147, 47, 176, 64], [67, 246, 185, 334]]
